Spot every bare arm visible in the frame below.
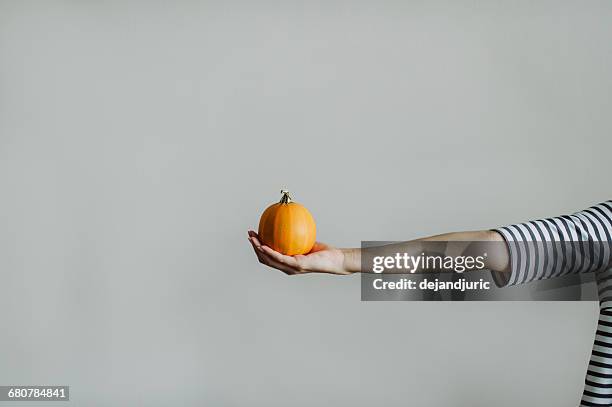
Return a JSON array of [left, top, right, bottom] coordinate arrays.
[[247, 229, 509, 276]]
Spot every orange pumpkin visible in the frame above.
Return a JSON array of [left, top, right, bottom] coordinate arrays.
[[258, 190, 316, 255]]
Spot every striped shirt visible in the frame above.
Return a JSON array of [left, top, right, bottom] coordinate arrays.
[[492, 201, 612, 406]]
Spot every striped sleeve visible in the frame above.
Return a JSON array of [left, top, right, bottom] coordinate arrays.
[[489, 201, 612, 406], [582, 280, 612, 407], [490, 201, 612, 288]]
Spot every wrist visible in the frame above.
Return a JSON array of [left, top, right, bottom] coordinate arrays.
[[341, 248, 361, 274]]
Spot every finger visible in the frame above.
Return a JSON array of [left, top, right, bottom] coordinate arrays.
[[247, 234, 267, 254], [248, 236, 271, 261], [248, 237, 299, 275], [260, 245, 302, 269], [247, 230, 260, 240], [248, 232, 264, 248], [250, 242, 294, 274], [253, 242, 309, 274], [247, 233, 307, 274], [259, 252, 300, 275], [310, 242, 330, 253]]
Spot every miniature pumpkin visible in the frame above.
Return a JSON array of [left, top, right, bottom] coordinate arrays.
[[258, 190, 316, 255]]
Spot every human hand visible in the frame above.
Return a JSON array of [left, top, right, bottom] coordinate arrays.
[[247, 230, 357, 275]]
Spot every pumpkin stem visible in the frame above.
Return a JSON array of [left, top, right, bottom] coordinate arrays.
[[279, 190, 292, 204]]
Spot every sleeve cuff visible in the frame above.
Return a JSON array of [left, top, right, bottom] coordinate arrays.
[[490, 227, 519, 288]]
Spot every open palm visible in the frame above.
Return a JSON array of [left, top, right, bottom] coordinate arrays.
[[247, 230, 351, 275]]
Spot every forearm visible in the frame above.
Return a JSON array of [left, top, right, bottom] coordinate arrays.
[[341, 230, 509, 274]]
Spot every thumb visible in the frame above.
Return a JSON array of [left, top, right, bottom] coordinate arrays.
[[309, 242, 331, 253]]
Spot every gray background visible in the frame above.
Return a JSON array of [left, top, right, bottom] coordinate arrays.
[[1, 1, 611, 406]]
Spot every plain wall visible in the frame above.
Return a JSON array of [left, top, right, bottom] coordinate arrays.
[[1, 1, 611, 406]]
